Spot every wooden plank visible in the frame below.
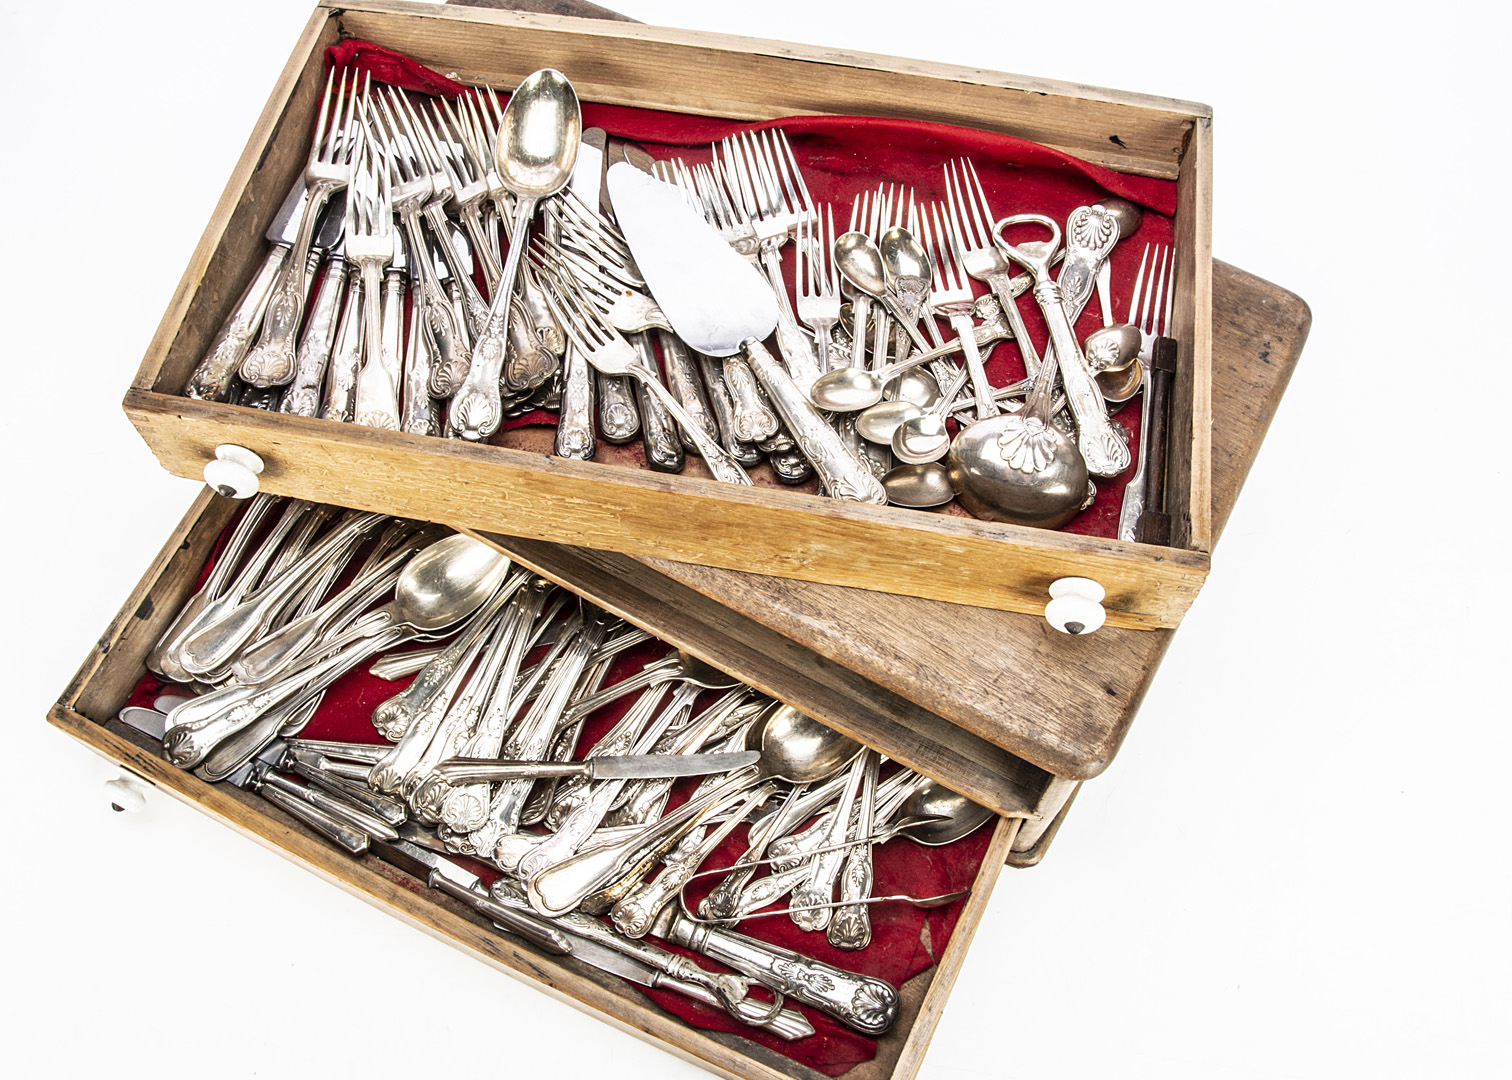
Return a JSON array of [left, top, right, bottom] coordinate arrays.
[[1171, 114, 1216, 552], [328, 0, 1206, 177], [462, 532, 1050, 819], [62, 491, 237, 721], [121, 389, 1209, 627]]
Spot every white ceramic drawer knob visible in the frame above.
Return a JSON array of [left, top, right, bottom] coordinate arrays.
[[203, 444, 265, 499], [104, 775, 147, 814], [1045, 577, 1107, 635]]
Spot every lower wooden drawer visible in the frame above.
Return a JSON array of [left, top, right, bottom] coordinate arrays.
[[53, 489, 1027, 1080]]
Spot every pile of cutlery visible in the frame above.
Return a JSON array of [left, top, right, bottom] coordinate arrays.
[[183, 59, 1179, 538], [128, 496, 990, 1041]]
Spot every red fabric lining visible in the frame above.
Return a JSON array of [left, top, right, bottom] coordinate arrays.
[[132, 516, 998, 1074], [319, 41, 1176, 540]]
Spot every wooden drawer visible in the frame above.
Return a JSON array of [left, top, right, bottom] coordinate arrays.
[[124, 0, 1213, 629], [53, 488, 1032, 1080]]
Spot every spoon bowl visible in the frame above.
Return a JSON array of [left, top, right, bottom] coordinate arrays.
[[751, 704, 863, 783], [495, 69, 582, 197], [1083, 322, 1141, 374], [389, 534, 511, 630], [879, 226, 930, 320], [1097, 357, 1144, 404], [834, 230, 888, 298], [882, 463, 955, 508], [884, 368, 939, 409], [1093, 196, 1143, 237], [896, 779, 994, 845], [892, 412, 951, 464], [856, 399, 921, 444]]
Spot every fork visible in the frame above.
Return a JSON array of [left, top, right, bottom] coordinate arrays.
[[922, 203, 997, 419], [240, 68, 361, 388], [372, 90, 475, 399], [1116, 244, 1174, 540], [718, 131, 824, 394], [433, 96, 504, 286], [346, 112, 400, 431], [537, 268, 754, 486], [795, 205, 842, 373], [943, 159, 1046, 379]]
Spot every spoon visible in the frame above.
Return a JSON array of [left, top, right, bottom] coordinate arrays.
[[834, 231, 932, 355], [893, 364, 972, 465], [878, 226, 931, 327], [947, 318, 1091, 528], [893, 778, 994, 845], [1093, 196, 1143, 237], [882, 463, 955, 509], [448, 69, 581, 440], [883, 367, 939, 409], [1096, 357, 1144, 404], [526, 704, 860, 918], [855, 398, 920, 445]]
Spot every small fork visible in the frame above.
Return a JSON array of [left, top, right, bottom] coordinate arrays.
[[795, 205, 842, 372], [240, 67, 362, 388], [536, 269, 754, 486], [1129, 243, 1175, 361], [922, 203, 998, 419], [346, 110, 399, 431]]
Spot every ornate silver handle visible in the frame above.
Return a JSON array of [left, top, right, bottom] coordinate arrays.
[[742, 341, 886, 503], [185, 245, 290, 401], [722, 354, 779, 442], [1033, 278, 1130, 477], [1056, 205, 1119, 325], [321, 274, 364, 422], [657, 330, 721, 454], [250, 779, 369, 855], [400, 281, 441, 436], [625, 351, 751, 486], [595, 372, 641, 444], [449, 196, 536, 438], [555, 342, 597, 460], [661, 910, 901, 1035]]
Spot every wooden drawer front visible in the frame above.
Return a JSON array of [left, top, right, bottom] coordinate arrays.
[[125, 0, 1212, 630], [52, 489, 1026, 1080]]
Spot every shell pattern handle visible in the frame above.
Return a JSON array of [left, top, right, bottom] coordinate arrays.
[[321, 274, 364, 422], [595, 372, 642, 444], [279, 258, 349, 417], [1055, 205, 1120, 326], [742, 340, 886, 504], [555, 342, 597, 460], [721, 354, 779, 443], [657, 330, 722, 454], [664, 911, 901, 1036], [185, 245, 290, 401]]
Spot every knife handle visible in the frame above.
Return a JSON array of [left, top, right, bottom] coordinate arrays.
[[184, 244, 290, 401], [252, 781, 369, 856], [280, 258, 349, 417], [663, 911, 900, 1035], [431, 875, 572, 954], [741, 341, 887, 504]]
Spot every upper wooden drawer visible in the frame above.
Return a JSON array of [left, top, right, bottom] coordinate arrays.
[[123, 0, 1213, 630]]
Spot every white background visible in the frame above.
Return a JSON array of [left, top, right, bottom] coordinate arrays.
[[4, 1, 1508, 1077]]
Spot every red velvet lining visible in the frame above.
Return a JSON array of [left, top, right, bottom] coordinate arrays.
[[315, 40, 1176, 540], [128, 512, 997, 1074]]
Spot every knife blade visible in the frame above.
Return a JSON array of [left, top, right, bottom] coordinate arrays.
[[433, 750, 759, 784]]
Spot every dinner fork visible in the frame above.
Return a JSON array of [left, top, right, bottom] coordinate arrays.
[[795, 205, 842, 373], [240, 68, 362, 388], [346, 115, 400, 431], [718, 131, 824, 393], [1116, 244, 1174, 540], [537, 268, 754, 486], [923, 203, 997, 418], [943, 159, 1045, 379], [432, 96, 504, 286]]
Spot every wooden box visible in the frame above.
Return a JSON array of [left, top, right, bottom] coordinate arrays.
[[52, 488, 1027, 1080], [122, 0, 1214, 630]]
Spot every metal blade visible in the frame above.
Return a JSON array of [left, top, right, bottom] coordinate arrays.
[[368, 836, 480, 891], [592, 751, 760, 780], [605, 161, 776, 357], [116, 706, 167, 741], [313, 189, 348, 254], [572, 127, 606, 213], [267, 180, 310, 246]]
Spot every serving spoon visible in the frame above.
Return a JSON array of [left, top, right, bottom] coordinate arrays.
[[526, 704, 860, 918], [449, 69, 581, 440]]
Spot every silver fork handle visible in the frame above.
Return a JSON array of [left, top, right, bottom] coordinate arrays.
[[722, 355, 779, 443], [628, 364, 752, 486], [742, 341, 886, 504], [556, 342, 596, 460], [596, 372, 642, 444], [240, 189, 331, 388], [185, 244, 290, 401], [321, 275, 364, 423]]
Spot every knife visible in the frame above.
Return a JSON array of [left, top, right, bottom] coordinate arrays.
[[364, 836, 572, 955], [184, 180, 308, 401], [433, 751, 759, 784], [606, 162, 886, 504]]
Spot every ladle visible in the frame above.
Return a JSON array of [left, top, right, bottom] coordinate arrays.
[[526, 704, 860, 918], [947, 319, 1091, 528], [449, 69, 581, 440]]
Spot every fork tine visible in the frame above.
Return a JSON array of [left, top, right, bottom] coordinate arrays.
[[826, 205, 839, 295], [962, 159, 995, 250], [772, 129, 815, 221], [1151, 246, 1170, 337], [849, 191, 863, 233], [1127, 244, 1151, 327], [310, 66, 336, 161], [1161, 251, 1175, 338], [793, 202, 809, 297]]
